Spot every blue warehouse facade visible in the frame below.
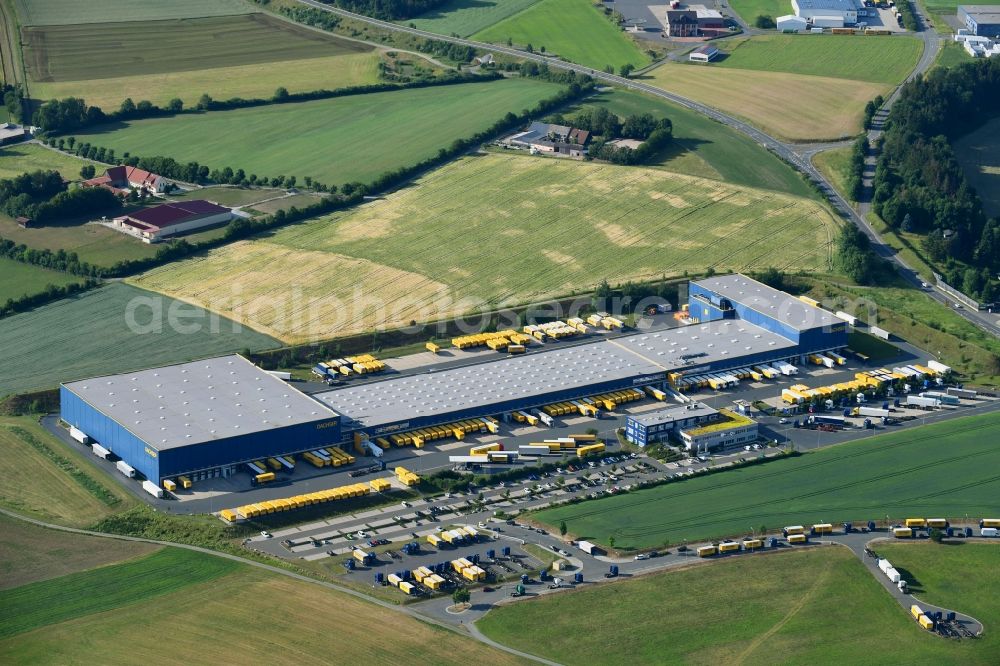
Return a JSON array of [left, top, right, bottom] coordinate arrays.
[[60, 355, 341, 484]]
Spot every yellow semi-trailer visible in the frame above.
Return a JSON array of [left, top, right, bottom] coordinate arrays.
[[911, 604, 924, 621], [812, 523, 833, 534], [178, 475, 192, 489], [783, 525, 805, 536], [718, 541, 740, 553], [926, 518, 948, 529], [569, 433, 598, 442], [254, 472, 276, 485], [981, 518, 1000, 528], [919, 615, 935, 630], [426, 342, 440, 354], [266, 458, 283, 471], [788, 534, 808, 544], [893, 527, 913, 538], [742, 539, 762, 550], [905, 518, 927, 528], [163, 479, 177, 492], [697, 545, 717, 557]]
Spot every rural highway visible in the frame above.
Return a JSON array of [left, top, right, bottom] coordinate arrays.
[[293, 0, 998, 337]]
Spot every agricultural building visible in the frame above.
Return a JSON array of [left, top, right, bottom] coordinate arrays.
[[688, 274, 848, 348], [791, 0, 859, 26], [82, 165, 170, 195], [959, 6, 1000, 36], [689, 45, 720, 62], [679, 408, 758, 453], [0, 123, 27, 145], [777, 14, 809, 31], [625, 402, 718, 446], [60, 355, 341, 485], [112, 200, 233, 243]]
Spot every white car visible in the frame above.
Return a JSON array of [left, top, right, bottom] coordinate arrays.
[[634, 553, 649, 561], [356, 530, 369, 538], [401, 501, 411, 507], [260, 531, 272, 538], [779, 418, 789, 424]]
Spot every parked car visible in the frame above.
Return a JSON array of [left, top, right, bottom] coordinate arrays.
[[260, 531, 272, 538], [634, 553, 649, 561]]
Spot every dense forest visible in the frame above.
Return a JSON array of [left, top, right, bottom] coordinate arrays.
[[872, 57, 1000, 302], [0, 170, 120, 223]]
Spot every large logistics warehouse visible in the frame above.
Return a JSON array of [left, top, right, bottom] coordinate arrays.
[[61, 356, 341, 484], [61, 275, 847, 485]]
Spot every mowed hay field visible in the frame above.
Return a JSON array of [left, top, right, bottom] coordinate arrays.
[[0, 257, 86, 303], [643, 63, 888, 141], [0, 283, 278, 396], [474, 0, 649, 70], [0, 142, 95, 180], [0, 515, 157, 591], [0, 549, 526, 665], [23, 13, 383, 110], [534, 412, 1000, 549], [0, 416, 133, 526], [14, 0, 253, 25], [717, 35, 922, 85], [478, 547, 994, 664], [71, 79, 561, 186], [131, 153, 839, 343], [953, 116, 1000, 217], [407, 0, 543, 36]]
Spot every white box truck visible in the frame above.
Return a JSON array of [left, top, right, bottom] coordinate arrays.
[[116, 460, 136, 478], [142, 480, 164, 498]]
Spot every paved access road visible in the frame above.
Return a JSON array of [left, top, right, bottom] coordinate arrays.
[[293, 0, 999, 338]]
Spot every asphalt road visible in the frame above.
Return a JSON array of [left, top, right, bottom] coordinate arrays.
[[292, 0, 998, 339]]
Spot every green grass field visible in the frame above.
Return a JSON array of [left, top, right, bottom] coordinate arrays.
[[847, 330, 900, 360], [24, 13, 382, 111], [953, 116, 1000, 218], [805, 280, 1000, 385], [561, 89, 812, 196], [71, 79, 560, 187], [0, 257, 86, 303], [813, 145, 855, 202], [130, 152, 838, 343], [13, 0, 253, 25], [406, 0, 542, 36], [935, 40, 974, 68], [0, 548, 237, 639], [474, 0, 649, 71], [480, 547, 993, 664], [716, 35, 922, 85], [728, 0, 792, 23], [0, 547, 525, 665], [0, 514, 157, 590], [877, 541, 1000, 654], [0, 415, 134, 526], [0, 283, 278, 396], [0, 142, 94, 180], [534, 413, 1000, 549]]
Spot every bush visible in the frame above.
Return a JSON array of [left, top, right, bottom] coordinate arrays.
[[754, 15, 776, 28]]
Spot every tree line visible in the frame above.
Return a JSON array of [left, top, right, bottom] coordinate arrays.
[[0, 278, 100, 319], [0, 170, 120, 224], [317, 0, 448, 21], [846, 135, 867, 202], [872, 56, 1000, 301]]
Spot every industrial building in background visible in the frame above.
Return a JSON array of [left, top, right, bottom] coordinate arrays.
[[61, 275, 846, 486], [791, 0, 859, 27], [958, 5, 1000, 36]]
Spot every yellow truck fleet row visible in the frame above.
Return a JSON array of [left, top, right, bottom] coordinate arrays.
[[316, 354, 386, 377], [781, 365, 940, 405], [221, 479, 386, 522], [380, 417, 499, 451], [303, 447, 356, 469]]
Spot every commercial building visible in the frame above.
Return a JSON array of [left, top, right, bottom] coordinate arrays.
[[61, 355, 341, 485], [61, 275, 846, 487], [959, 5, 1000, 36], [0, 123, 27, 145], [625, 402, 718, 446], [666, 10, 700, 36], [791, 0, 859, 26], [112, 200, 232, 243], [679, 409, 758, 453]]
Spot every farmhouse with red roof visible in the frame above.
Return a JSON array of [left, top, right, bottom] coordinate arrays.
[[83, 165, 170, 196]]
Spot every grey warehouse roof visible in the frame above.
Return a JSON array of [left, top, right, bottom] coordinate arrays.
[[63, 355, 338, 451], [960, 5, 1000, 19], [611, 319, 797, 370], [313, 342, 666, 429], [693, 273, 840, 332], [793, 0, 858, 10], [628, 402, 718, 427]]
